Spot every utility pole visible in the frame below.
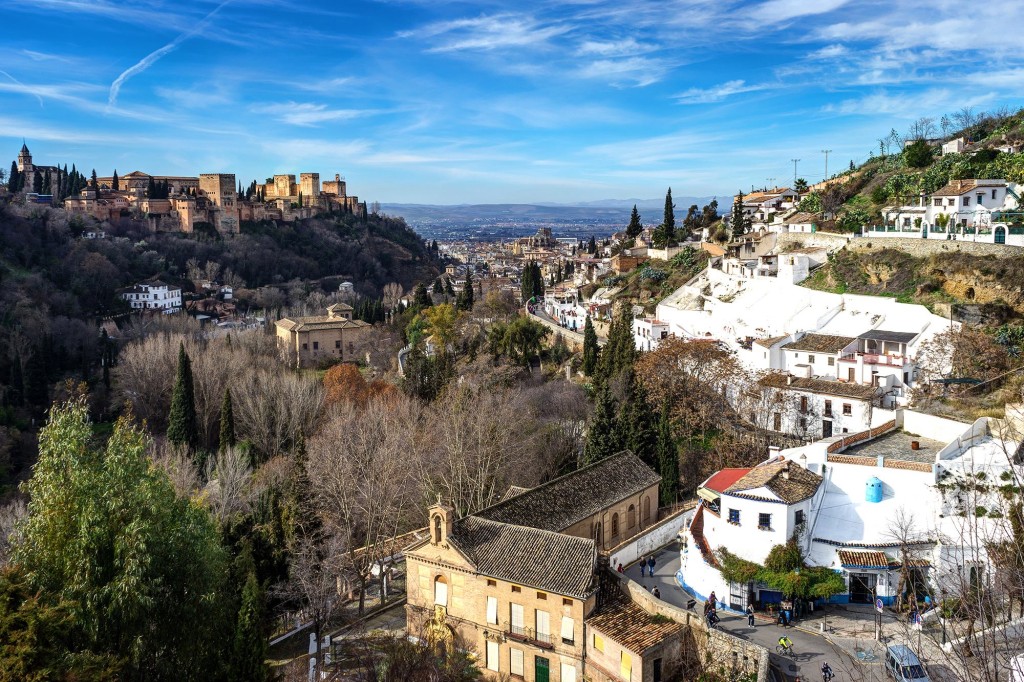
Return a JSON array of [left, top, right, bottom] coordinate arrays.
[[821, 149, 833, 183], [766, 178, 775, 191], [791, 159, 800, 186]]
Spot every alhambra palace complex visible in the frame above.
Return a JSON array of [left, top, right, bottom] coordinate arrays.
[[13, 142, 366, 234]]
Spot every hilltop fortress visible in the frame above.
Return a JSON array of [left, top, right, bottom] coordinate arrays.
[[13, 143, 366, 234]]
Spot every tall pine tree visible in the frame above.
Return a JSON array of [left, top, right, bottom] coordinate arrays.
[[219, 387, 236, 454], [626, 205, 643, 240], [582, 316, 599, 376], [662, 188, 676, 245], [731, 192, 749, 240], [232, 571, 270, 682], [583, 385, 621, 466], [111, 170, 119, 191], [656, 400, 680, 506], [620, 370, 657, 467], [167, 342, 199, 455]]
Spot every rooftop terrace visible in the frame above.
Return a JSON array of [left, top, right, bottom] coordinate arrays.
[[843, 429, 945, 464]]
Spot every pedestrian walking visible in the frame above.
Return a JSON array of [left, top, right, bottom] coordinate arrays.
[[639, 560, 646, 577], [708, 590, 717, 608], [703, 600, 711, 616], [746, 605, 755, 627], [647, 555, 656, 576], [616, 562, 624, 573]]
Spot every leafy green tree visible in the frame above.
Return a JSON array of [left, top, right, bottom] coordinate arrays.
[[626, 204, 643, 240], [231, 572, 270, 682], [0, 566, 122, 681], [701, 199, 719, 228], [13, 398, 231, 680], [583, 385, 621, 465], [488, 316, 549, 367], [457, 270, 474, 311], [904, 139, 934, 168], [582, 316, 600, 376], [794, 178, 808, 192], [655, 399, 679, 505], [219, 387, 236, 454], [167, 342, 199, 454]]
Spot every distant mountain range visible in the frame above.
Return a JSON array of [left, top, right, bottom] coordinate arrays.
[[381, 197, 719, 240]]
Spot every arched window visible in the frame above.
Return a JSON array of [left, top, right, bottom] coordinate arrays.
[[611, 513, 619, 538], [434, 575, 448, 606], [643, 496, 651, 523], [627, 504, 636, 529], [433, 515, 442, 544]]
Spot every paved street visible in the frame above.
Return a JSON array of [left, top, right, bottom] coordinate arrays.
[[625, 544, 897, 682]]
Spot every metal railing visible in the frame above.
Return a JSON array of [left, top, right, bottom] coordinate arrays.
[[506, 622, 553, 647]]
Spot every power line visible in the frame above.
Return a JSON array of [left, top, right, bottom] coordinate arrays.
[[791, 159, 800, 186], [821, 149, 833, 183]]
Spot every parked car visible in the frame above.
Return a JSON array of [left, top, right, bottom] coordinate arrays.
[[885, 644, 929, 682]]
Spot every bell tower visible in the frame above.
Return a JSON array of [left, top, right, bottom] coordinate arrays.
[[17, 141, 34, 192], [427, 497, 454, 546]]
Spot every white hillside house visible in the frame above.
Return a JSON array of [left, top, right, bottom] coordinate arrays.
[[679, 409, 1023, 612], [120, 281, 182, 313], [873, 179, 1022, 245]]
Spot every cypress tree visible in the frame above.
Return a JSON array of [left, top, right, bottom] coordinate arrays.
[[662, 188, 676, 246], [620, 370, 657, 468], [626, 204, 643, 240], [582, 316, 599, 376], [583, 385, 621, 466], [32, 171, 42, 194], [24, 347, 48, 407], [167, 342, 198, 453], [587, 236, 597, 254], [89, 169, 98, 191], [7, 161, 18, 192], [232, 571, 270, 682], [731, 192, 749, 240], [112, 169, 119, 191], [220, 387, 236, 453], [445, 277, 455, 298], [413, 282, 432, 309], [656, 399, 680, 506], [432, 278, 444, 296], [457, 271, 474, 311]]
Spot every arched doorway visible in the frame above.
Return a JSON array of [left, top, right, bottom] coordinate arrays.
[[995, 226, 1006, 244]]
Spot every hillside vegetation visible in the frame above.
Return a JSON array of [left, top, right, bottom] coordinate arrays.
[[796, 106, 1024, 233]]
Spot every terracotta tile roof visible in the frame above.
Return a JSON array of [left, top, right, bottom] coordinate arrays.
[[753, 334, 789, 348], [702, 468, 752, 494], [758, 373, 882, 400], [838, 550, 890, 569], [782, 333, 856, 354], [274, 315, 370, 333], [449, 516, 597, 598], [474, 451, 660, 533], [725, 459, 822, 504], [585, 591, 683, 654], [783, 212, 817, 224], [689, 505, 719, 568], [501, 486, 531, 501], [931, 180, 980, 197]]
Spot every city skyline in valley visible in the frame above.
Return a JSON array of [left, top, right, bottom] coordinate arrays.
[[2, 0, 1023, 204]]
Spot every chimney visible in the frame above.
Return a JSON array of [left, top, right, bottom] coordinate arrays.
[[768, 445, 781, 459], [786, 374, 794, 385], [782, 462, 791, 480]]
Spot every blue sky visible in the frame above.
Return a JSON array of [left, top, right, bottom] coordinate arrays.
[[2, 0, 1023, 204]]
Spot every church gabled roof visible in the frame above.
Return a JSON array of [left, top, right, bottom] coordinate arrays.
[[20, 141, 29, 154]]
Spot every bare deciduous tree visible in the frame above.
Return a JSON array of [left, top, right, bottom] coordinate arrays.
[[382, 282, 403, 311]]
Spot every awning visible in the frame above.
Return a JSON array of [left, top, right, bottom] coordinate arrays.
[[838, 550, 890, 569], [697, 488, 720, 504]]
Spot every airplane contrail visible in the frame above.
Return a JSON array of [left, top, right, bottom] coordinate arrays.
[[0, 70, 45, 107], [108, 0, 231, 107]]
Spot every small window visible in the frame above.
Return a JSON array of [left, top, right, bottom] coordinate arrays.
[[728, 509, 740, 524], [992, 189, 998, 199], [828, 357, 835, 366], [312, 341, 319, 350], [611, 513, 619, 537], [593, 633, 604, 652], [843, 403, 852, 416], [434, 577, 448, 606], [824, 400, 832, 417], [620, 651, 632, 680], [799, 417, 807, 430], [486, 640, 499, 672], [562, 598, 573, 606], [758, 513, 772, 530], [335, 340, 341, 349], [511, 648, 524, 677], [799, 396, 808, 414], [302, 343, 308, 350], [561, 616, 575, 644], [511, 585, 521, 593], [486, 596, 498, 624], [807, 354, 815, 364], [537, 591, 547, 600], [795, 510, 805, 526], [487, 579, 497, 587], [963, 196, 970, 206]]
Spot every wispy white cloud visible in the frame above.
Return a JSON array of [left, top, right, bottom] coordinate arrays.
[[250, 102, 377, 126], [675, 79, 768, 104], [577, 56, 670, 87], [398, 13, 571, 53], [806, 44, 848, 60], [108, 0, 232, 106], [748, 0, 851, 24], [0, 71, 44, 107], [576, 38, 655, 57]]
